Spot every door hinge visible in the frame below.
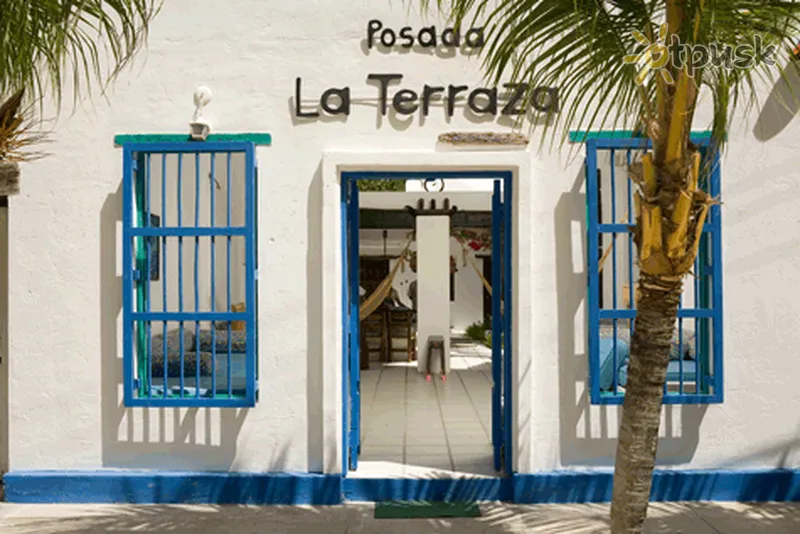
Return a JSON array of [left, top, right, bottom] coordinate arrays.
[[132, 269, 142, 281], [133, 378, 140, 389]]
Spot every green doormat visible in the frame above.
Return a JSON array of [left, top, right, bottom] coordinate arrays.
[[374, 501, 482, 519]]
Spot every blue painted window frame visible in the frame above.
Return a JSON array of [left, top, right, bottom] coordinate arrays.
[[585, 136, 723, 405], [121, 141, 259, 407]]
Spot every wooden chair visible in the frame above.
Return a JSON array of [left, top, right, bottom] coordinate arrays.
[[387, 310, 416, 362], [360, 312, 386, 369]]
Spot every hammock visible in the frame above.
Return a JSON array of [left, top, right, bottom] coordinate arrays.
[[454, 237, 504, 313], [359, 239, 413, 321], [465, 251, 493, 296]]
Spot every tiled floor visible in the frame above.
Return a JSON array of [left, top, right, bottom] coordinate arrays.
[[355, 338, 496, 478]]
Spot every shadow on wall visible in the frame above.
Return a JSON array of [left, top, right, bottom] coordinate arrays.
[[753, 63, 800, 142], [307, 163, 327, 473], [99, 184, 249, 470], [554, 167, 706, 468], [714, 428, 800, 471]]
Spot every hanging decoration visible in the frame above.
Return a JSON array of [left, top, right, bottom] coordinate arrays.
[[452, 228, 492, 252]]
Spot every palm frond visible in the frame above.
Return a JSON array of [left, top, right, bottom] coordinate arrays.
[[0, 1, 161, 112], [421, 0, 800, 152], [0, 90, 48, 163]]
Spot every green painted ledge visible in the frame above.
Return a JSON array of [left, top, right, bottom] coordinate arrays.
[[569, 130, 714, 143], [114, 133, 271, 147]]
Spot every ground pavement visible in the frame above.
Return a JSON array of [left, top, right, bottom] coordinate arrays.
[[0, 501, 798, 533]]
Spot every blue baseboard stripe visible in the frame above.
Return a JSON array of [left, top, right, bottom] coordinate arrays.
[[4, 469, 799, 505], [513, 471, 614, 504], [513, 469, 800, 504], [2, 471, 342, 505]]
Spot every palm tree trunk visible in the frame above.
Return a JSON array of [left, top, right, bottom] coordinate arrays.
[[610, 272, 683, 533]]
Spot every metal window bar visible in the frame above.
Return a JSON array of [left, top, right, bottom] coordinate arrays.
[[586, 137, 723, 405], [122, 142, 258, 408]]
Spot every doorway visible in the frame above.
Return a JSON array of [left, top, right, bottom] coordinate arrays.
[[341, 171, 513, 480]]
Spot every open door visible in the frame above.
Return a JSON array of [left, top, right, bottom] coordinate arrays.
[[491, 178, 513, 475], [502, 176, 513, 476], [341, 179, 360, 471], [491, 180, 503, 472]]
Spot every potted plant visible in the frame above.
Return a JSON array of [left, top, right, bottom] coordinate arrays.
[[0, 89, 43, 196]]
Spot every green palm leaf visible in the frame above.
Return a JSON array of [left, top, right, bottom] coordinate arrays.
[[422, 0, 800, 152], [0, 1, 160, 111]]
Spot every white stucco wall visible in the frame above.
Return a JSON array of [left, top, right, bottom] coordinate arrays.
[[449, 237, 486, 333], [416, 216, 451, 374], [5, 0, 800, 476], [406, 177, 498, 192]]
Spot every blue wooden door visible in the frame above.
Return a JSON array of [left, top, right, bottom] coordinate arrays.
[[491, 180, 503, 472], [491, 177, 513, 475], [502, 175, 513, 476], [342, 179, 361, 471]]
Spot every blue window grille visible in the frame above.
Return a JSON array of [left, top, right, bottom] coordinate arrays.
[[122, 142, 258, 407], [585, 136, 723, 405]]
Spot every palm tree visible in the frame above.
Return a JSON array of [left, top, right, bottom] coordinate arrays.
[[0, 0, 159, 190], [423, 1, 800, 532]]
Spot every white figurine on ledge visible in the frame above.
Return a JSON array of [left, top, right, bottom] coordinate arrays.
[[189, 86, 212, 140]]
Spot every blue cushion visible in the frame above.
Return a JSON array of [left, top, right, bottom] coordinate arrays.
[[151, 351, 213, 377], [667, 360, 697, 382], [599, 319, 696, 361], [598, 336, 629, 391], [618, 360, 697, 388], [154, 352, 249, 393]]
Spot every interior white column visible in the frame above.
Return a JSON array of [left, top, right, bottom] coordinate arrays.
[[416, 215, 451, 375]]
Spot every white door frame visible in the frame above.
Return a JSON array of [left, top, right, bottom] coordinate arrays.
[[319, 149, 533, 475]]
